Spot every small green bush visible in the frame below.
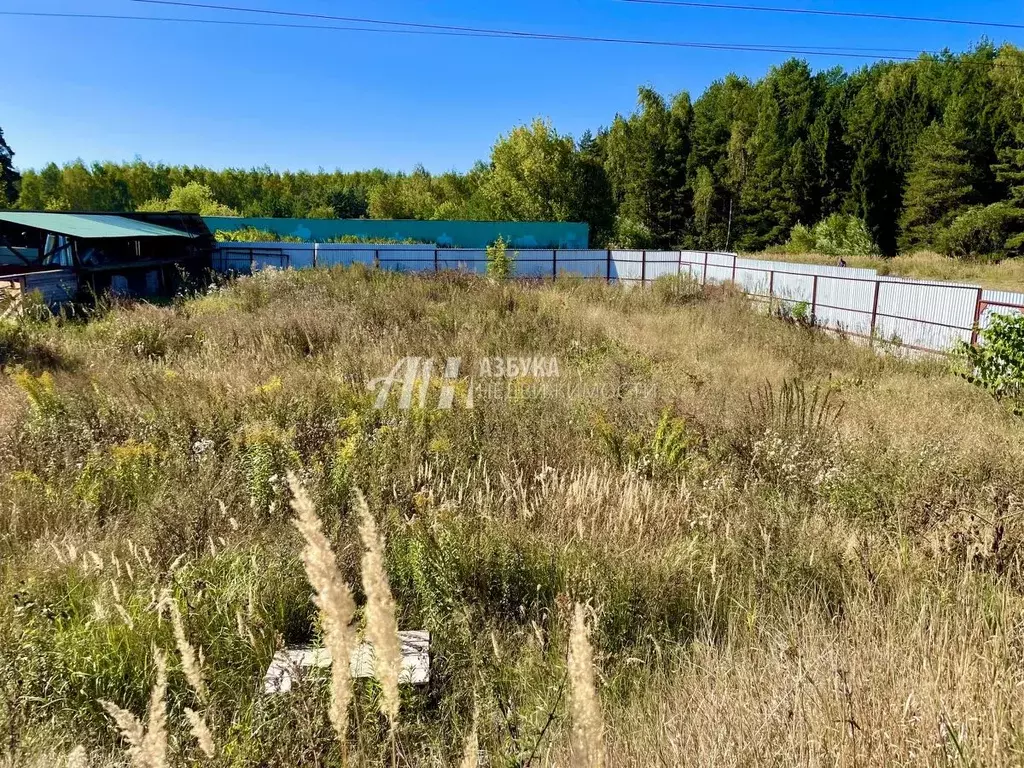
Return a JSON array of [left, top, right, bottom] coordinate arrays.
[[957, 311, 1024, 405], [786, 223, 816, 253], [486, 236, 515, 280], [785, 214, 878, 257], [215, 227, 305, 243], [791, 300, 811, 325], [611, 216, 654, 249], [937, 202, 1024, 260]]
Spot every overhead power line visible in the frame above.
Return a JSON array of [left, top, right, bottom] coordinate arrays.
[[0, 11, 513, 42], [122, 0, 923, 55], [620, 0, 1024, 31], [0, 7, 927, 60]]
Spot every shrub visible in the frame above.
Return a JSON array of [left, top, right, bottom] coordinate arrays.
[[611, 216, 653, 249], [790, 300, 811, 325], [651, 275, 703, 305], [786, 223, 816, 253], [937, 202, 1024, 260], [957, 311, 1024, 405], [784, 214, 878, 257], [215, 227, 304, 243], [139, 182, 239, 217], [486, 236, 515, 280], [306, 204, 336, 219]]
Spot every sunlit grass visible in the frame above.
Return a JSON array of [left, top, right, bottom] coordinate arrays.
[[1, 266, 1022, 765]]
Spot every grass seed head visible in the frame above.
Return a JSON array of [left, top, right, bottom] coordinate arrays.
[[98, 701, 146, 768], [65, 745, 89, 768], [356, 488, 403, 729], [185, 707, 216, 759], [568, 603, 605, 768], [458, 705, 479, 768], [288, 471, 358, 743], [142, 648, 169, 768], [168, 598, 208, 704]]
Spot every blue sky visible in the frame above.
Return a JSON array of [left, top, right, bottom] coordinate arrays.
[[2, 0, 1022, 173]]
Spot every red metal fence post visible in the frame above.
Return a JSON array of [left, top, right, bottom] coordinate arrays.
[[869, 280, 881, 345], [971, 287, 984, 346]]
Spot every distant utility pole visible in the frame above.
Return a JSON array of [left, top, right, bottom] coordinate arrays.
[[724, 198, 734, 251]]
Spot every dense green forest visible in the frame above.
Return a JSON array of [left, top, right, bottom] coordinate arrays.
[[6, 42, 1024, 257]]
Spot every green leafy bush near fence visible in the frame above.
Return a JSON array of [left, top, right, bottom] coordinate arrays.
[[784, 214, 879, 257], [215, 227, 305, 243], [957, 311, 1024, 407], [485, 236, 515, 279], [938, 203, 1024, 260]]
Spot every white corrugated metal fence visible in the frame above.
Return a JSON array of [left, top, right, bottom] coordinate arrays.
[[213, 243, 1024, 354]]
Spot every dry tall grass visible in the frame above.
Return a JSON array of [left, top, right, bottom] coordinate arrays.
[[99, 649, 168, 768], [568, 604, 605, 768], [356, 490, 403, 731], [287, 472, 358, 746], [1, 265, 1023, 766]]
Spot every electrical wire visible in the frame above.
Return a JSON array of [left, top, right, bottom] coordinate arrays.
[[0, 1, 924, 60], [619, 0, 1024, 31], [3, 3, 1015, 67], [118, 0, 932, 54]]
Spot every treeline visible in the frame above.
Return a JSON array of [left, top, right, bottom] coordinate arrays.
[[8, 42, 1024, 256]]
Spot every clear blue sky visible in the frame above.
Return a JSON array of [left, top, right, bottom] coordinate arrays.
[[2, 0, 1022, 173]]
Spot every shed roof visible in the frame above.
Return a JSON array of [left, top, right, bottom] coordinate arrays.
[[0, 212, 196, 239]]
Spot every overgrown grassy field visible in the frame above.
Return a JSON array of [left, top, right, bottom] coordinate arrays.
[[748, 250, 1024, 292], [2, 266, 1023, 766]]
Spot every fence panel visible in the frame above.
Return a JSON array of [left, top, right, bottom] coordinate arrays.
[[611, 250, 644, 283], [874, 280, 977, 351], [512, 249, 556, 278], [740, 258, 877, 281], [678, 252, 709, 283], [213, 246, 297, 272], [979, 289, 1024, 332], [772, 271, 816, 307], [438, 249, 487, 274], [556, 249, 608, 279], [813, 276, 876, 337], [732, 261, 772, 296], [705, 252, 736, 283], [644, 251, 680, 282], [216, 243, 312, 270], [314, 245, 376, 268], [376, 248, 436, 273]]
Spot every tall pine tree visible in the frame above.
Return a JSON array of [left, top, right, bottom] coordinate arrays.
[[738, 60, 823, 250], [899, 121, 975, 251], [0, 127, 20, 207]]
